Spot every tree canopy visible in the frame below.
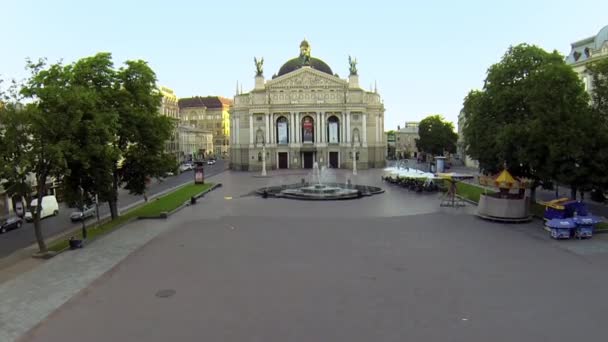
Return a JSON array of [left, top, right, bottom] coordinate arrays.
[[0, 53, 174, 252], [415, 115, 458, 156], [461, 44, 593, 198]]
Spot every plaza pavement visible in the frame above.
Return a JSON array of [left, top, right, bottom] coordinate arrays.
[[2, 168, 608, 341]]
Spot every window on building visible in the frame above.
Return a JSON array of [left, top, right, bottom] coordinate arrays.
[[327, 116, 340, 143], [302, 116, 314, 143], [276, 117, 289, 144]]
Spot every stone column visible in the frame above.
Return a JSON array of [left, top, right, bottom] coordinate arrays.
[[249, 115, 254, 145], [236, 117, 240, 144], [376, 115, 380, 144], [341, 113, 345, 143], [296, 112, 300, 143], [315, 112, 320, 143], [346, 112, 351, 143], [288, 113, 292, 143], [265, 113, 269, 144], [269, 114, 273, 144], [320, 112, 325, 143], [362, 113, 367, 145], [290, 112, 295, 143]]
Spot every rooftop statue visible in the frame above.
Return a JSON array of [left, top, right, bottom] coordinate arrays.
[[300, 39, 311, 66], [349, 55, 358, 76], [254, 57, 264, 76]]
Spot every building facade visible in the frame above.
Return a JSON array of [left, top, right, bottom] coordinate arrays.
[[178, 125, 214, 162], [457, 109, 479, 169], [178, 96, 231, 158], [229, 40, 386, 171], [395, 122, 419, 160], [159, 86, 181, 161], [566, 24, 608, 95]]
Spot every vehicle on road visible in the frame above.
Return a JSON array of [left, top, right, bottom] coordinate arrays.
[[179, 163, 193, 172], [207, 159, 216, 165], [1, 217, 23, 234], [24, 195, 59, 222], [70, 205, 97, 222]]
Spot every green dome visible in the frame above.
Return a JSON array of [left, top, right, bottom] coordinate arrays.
[[275, 57, 334, 78]]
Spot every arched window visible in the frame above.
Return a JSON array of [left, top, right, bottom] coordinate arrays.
[[276, 116, 289, 144], [302, 116, 314, 143], [327, 116, 340, 143]]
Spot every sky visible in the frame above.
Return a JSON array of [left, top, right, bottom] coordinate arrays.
[[1, 0, 607, 130]]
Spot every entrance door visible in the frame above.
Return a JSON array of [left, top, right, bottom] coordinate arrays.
[[303, 152, 314, 169], [278, 152, 288, 169], [329, 152, 339, 168]]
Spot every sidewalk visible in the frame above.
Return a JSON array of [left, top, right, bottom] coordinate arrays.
[[0, 173, 226, 342]]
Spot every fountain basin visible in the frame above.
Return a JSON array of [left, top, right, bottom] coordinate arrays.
[[257, 182, 383, 201]]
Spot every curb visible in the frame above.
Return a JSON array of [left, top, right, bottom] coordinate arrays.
[[137, 183, 223, 220]]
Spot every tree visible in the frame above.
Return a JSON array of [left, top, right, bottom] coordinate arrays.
[[415, 115, 458, 156], [59, 53, 119, 238], [1, 59, 79, 253], [106, 60, 174, 219], [462, 44, 592, 200], [587, 58, 608, 116]]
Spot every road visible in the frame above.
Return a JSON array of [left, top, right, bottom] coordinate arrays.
[[0, 160, 226, 258]]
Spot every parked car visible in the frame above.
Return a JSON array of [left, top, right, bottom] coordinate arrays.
[[179, 163, 193, 172], [24, 195, 59, 222], [207, 159, 216, 165], [1, 217, 23, 234], [70, 205, 97, 222]]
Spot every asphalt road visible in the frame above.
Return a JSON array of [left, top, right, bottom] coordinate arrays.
[[0, 160, 226, 258]]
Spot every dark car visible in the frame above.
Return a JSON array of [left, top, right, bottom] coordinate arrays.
[[1, 217, 23, 234]]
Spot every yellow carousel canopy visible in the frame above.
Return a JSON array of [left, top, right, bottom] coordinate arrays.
[[495, 169, 516, 189]]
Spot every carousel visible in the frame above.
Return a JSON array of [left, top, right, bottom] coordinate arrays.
[[476, 169, 533, 222]]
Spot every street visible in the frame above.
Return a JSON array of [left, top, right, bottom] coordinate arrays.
[[0, 160, 226, 258]]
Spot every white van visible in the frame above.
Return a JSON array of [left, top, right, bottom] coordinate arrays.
[[24, 195, 59, 222]]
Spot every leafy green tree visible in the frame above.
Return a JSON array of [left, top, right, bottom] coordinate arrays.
[[0, 59, 79, 253], [587, 58, 608, 116], [59, 53, 119, 237], [462, 44, 591, 200], [415, 115, 458, 156], [106, 60, 174, 219]]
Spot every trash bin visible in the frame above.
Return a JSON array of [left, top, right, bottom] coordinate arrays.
[[69, 237, 83, 249], [190, 196, 197, 205]]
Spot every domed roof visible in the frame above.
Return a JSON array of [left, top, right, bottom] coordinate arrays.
[[595, 24, 608, 49], [276, 57, 333, 77], [274, 40, 334, 78]]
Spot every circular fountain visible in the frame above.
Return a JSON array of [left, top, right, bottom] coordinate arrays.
[[256, 163, 383, 200]]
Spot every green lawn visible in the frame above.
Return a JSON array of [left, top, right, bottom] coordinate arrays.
[[455, 181, 494, 203], [48, 183, 213, 253]]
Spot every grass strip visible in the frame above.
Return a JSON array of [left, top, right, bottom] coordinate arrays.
[[48, 183, 213, 253]]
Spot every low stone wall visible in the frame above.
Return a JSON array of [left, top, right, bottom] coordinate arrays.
[[478, 194, 530, 219]]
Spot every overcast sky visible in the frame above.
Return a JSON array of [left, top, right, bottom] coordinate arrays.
[[1, 0, 606, 130]]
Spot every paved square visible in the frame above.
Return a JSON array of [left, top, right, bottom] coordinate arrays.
[[12, 169, 608, 341]]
